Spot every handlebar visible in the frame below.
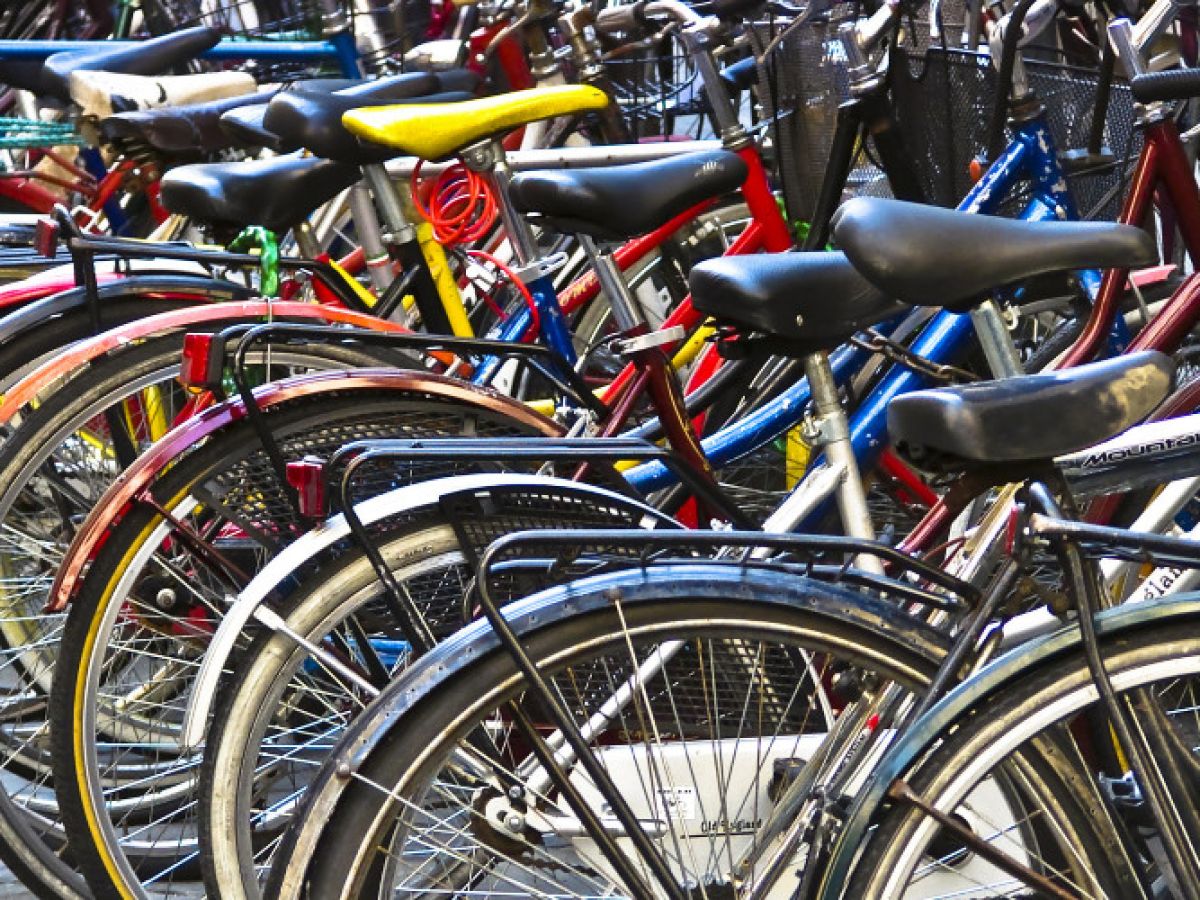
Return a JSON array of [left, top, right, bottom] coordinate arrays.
[[988, 0, 1057, 56], [595, 1, 650, 34], [595, 0, 708, 35], [856, 0, 900, 53], [646, 0, 707, 25]]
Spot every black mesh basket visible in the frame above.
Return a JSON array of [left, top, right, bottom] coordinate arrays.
[[602, 34, 704, 140], [754, 7, 860, 226], [756, 0, 1135, 225], [889, 46, 1138, 220]]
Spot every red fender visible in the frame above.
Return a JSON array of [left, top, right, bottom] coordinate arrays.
[[47, 367, 561, 611]]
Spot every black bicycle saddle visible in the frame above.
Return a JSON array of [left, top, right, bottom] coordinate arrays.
[[831, 197, 1158, 311], [889, 351, 1175, 467], [509, 150, 747, 241], [159, 152, 359, 234], [689, 251, 906, 354]]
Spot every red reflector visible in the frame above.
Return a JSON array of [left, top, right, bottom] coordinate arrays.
[[34, 218, 59, 258], [180, 333, 219, 391], [1004, 503, 1021, 556], [286, 456, 328, 520]]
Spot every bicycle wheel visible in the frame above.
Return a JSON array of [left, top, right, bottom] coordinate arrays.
[[258, 565, 974, 899], [200, 522, 468, 900], [0, 328, 410, 896], [50, 382, 553, 899], [840, 615, 1200, 898], [200, 474, 678, 900], [269, 567, 1135, 900]]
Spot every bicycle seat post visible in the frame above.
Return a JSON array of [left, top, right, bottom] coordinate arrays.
[[574, 234, 643, 334], [461, 137, 576, 361], [800, 350, 881, 572], [461, 138, 539, 265], [970, 299, 1024, 377]]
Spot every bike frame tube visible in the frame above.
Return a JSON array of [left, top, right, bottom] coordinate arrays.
[[737, 146, 794, 252], [0, 173, 60, 214], [0, 39, 350, 65], [326, 28, 363, 77], [79, 148, 127, 233], [626, 342, 865, 491], [528, 273, 576, 362], [557, 201, 716, 317], [628, 112, 1074, 503], [1061, 117, 1200, 368]]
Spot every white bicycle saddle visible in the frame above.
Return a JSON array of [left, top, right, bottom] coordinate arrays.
[[69, 70, 257, 119]]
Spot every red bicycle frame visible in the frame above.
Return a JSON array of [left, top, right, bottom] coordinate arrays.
[[904, 112, 1200, 552]]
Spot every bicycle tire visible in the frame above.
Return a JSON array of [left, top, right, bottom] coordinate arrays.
[[840, 618, 1200, 898], [200, 522, 467, 900], [0, 327, 414, 897], [50, 384, 552, 899], [263, 565, 957, 899], [199, 469, 679, 900]]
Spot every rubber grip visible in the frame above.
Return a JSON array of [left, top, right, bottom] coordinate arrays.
[[1131, 68, 1200, 104], [595, 1, 650, 35]]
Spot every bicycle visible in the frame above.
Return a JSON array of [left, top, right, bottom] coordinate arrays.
[[252, 353, 1182, 898], [256, 338, 1200, 899]]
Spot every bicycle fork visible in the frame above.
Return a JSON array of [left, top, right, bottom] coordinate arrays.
[[1029, 484, 1200, 897]]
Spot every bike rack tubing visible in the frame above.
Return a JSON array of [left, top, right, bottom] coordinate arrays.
[[0, 39, 344, 62], [203, 322, 604, 524], [330, 436, 757, 531], [220, 323, 605, 416], [51, 207, 370, 314], [477, 527, 980, 607]]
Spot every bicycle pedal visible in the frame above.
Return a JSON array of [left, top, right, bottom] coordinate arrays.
[[1100, 771, 1143, 806], [768, 757, 807, 802]]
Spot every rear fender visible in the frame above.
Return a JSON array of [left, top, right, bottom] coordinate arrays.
[[48, 368, 561, 613], [180, 472, 644, 749]]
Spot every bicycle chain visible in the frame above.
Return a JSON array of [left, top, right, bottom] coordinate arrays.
[[849, 329, 979, 385]]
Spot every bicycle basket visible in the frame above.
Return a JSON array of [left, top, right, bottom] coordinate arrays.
[[754, 8, 858, 226], [602, 34, 702, 140], [889, 46, 1138, 220]]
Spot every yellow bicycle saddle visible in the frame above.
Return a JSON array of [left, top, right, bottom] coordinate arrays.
[[342, 84, 609, 161]]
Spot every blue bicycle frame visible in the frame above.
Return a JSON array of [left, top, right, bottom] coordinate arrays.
[[625, 109, 1085, 513], [0, 35, 362, 76]]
